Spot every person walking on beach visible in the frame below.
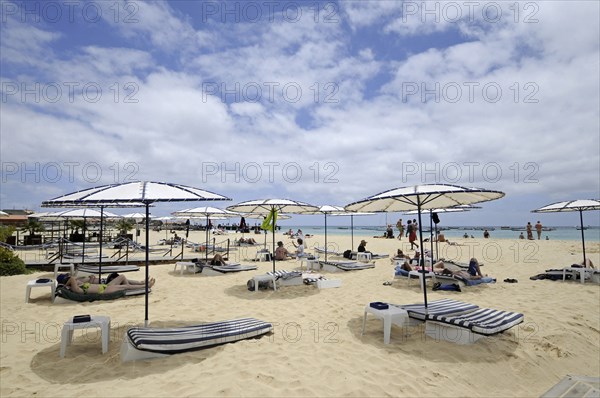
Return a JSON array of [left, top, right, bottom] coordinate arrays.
[[396, 219, 404, 240], [535, 221, 543, 240], [408, 222, 419, 250], [526, 222, 534, 240]]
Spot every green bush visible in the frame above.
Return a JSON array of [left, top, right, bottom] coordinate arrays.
[[0, 247, 28, 276]]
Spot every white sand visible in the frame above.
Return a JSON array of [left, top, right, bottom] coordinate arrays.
[[1, 230, 599, 397]]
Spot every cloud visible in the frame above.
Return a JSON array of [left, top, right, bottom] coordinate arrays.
[[0, 1, 598, 227]]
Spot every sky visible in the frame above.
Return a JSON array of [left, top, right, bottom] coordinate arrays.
[[1, 0, 599, 227]]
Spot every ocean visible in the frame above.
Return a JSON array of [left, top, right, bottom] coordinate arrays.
[[286, 226, 600, 242]]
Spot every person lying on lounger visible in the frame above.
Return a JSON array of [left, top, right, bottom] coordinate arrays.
[[57, 273, 154, 294], [238, 237, 258, 245]]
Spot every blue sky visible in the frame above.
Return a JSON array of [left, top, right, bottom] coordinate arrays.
[[1, 0, 599, 227]]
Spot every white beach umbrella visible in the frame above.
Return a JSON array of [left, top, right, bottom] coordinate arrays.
[[298, 205, 346, 262], [41, 202, 147, 278], [42, 181, 231, 324], [532, 199, 600, 264], [172, 206, 240, 261], [345, 184, 504, 309], [227, 199, 319, 272], [37, 208, 121, 266]]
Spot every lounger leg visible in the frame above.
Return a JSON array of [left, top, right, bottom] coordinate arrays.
[[361, 310, 367, 336]]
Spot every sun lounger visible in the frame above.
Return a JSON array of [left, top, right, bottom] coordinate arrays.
[[55, 286, 148, 302], [77, 265, 141, 274], [121, 318, 273, 361], [432, 272, 496, 286], [319, 260, 375, 272], [267, 270, 303, 286], [544, 267, 599, 284], [314, 247, 344, 256], [393, 298, 479, 322], [303, 275, 342, 289], [392, 299, 523, 344], [199, 263, 258, 276], [424, 307, 524, 344]]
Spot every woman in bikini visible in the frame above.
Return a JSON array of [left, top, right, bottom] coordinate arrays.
[[58, 274, 155, 294]]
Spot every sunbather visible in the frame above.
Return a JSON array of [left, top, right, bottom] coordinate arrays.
[[57, 273, 154, 294]]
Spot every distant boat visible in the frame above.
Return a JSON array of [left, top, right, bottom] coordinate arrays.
[[576, 226, 588, 230], [501, 226, 511, 230]]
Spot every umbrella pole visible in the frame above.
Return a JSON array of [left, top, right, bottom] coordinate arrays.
[[205, 215, 209, 263], [82, 218, 86, 265], [144, 203, 150, 326], [429, 210, 434, 263], [351, 215, 354, 250], [324, 213, 328, 262], [272, 208, 276, 273], [579, 209, 587, 264], [99, 207, 104, 282], [417, 202, 429, 310]]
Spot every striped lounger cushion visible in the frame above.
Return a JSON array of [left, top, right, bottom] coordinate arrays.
[[211, 264, 257, 273], [78, 265, 141, 274], [319, 261, 374, 271], [395, 299, 480, 321], [426, 308, 524, 336], [267, 270, 302, 280], [126, 318, 273, 354]]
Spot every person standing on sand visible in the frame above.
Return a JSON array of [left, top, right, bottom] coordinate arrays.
[[535, 221, 543, 240], [526, 222, 534, 240], [396, 219, 404, 240]]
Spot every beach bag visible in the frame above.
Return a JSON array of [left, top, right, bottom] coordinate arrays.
[[343, 249, 352, 259]]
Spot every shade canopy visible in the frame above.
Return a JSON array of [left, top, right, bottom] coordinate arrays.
[[346, 184, 504, 213], [43, 181, 228, 205], [228, 199, 319, 215], [345, 184, 505, 309], [43, 181, 231, 325], [297, 205, 346, 261], [172, 206, 240, 261], [38, 208, 120, 220], [172, 206, 240, 218], [121, 212, 155, 221], [532, 200, 600, 213], [533, 199, 600, 264], [227, 199, 318, 272]]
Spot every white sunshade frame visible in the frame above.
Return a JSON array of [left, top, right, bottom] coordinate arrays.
[[532, 199, 600, 264], [345, 184, 505, 213], [41, 181, 231, 325], [227, 199, 319, 272], [345, 184, 505, 309]]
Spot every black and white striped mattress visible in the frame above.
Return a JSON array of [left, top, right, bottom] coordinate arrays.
[[126, 318, 273, 353]]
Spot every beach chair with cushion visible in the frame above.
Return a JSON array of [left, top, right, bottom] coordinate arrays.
[[77, 265, 141, 274], [267, 270, 303, 286], [393, 298, 479, 324], [197, 263, 258, 276], [121, 318, 273, 361], [544, 266, 599, 284], [303, 275, 342, 289], [55, 285, 148, 302], [424, 307, 524, 344], [314, 247, 343, 257], [319, 260, 375, 272]]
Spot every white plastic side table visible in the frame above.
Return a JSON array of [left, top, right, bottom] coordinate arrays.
[[361, 305, 409, 344], [26, 279, 56, 303], [60, 315, 111, 358]]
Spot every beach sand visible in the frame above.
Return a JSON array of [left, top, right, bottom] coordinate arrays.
[[1, 230, 599, 397]]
